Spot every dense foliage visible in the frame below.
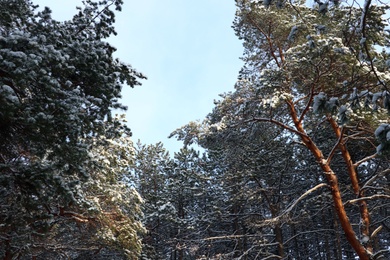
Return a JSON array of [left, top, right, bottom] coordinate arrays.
[[168, 0, 390, 259], [1, 0, 389, 259], [0, 0, 145, 259]]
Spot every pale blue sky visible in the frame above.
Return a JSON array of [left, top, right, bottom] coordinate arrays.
[[33, 0, 243, 152]]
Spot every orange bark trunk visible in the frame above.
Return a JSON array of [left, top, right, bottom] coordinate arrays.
[[328, 117, 372, 252], [287, 101, 369, 260]]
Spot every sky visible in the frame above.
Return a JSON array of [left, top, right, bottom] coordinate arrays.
[[33, 0, 243, 153]]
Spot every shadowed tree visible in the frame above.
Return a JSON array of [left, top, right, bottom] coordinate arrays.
[[0, 1, 145, 258]]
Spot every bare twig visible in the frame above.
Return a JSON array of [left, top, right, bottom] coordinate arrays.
[[345, 194, 390, 205], [353, 153, 377, 167], [261, 254, 283, 260], [202, 234, 264, 241], [281, 183, 328, 216], [258, 183, 329, 227], [370, 225, 382, 239], [284, 229, 336, 245], [361, 169, 390, 191]]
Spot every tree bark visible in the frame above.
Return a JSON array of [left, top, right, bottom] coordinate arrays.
[[332, 208, 343, 260], [286, 101, 370, 260], [328, 117, 372, 253], [322, 210, 331, 260], [291, 224, 300, 258], [274, 224, 284, 258]]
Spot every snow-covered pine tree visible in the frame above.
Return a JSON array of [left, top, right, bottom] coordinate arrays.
[[172, 0, 390, 259], [0, 1, 145, 258]]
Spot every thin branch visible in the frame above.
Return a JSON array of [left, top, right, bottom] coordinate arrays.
[[360, 0, 372, 33], [281, 183, 328, 216], [74, 1, 115, 36], [370, 225, 382, 239], [247, 117, 309, 139], [353, 153, 377, 167], [344, 194, 390, 205], [261, 254, 283, 260], [361, 168, 390, 191], [202, 234, 264, 241], [298, 85, 316, 124], [32, 244, 100, 251], [246, 13, 281, 68], [284, 229, 336, 245], [259, 183, 329, 227], [372, 249, 390, 259], [236, 246, 255, 260], [288, 0, 309, 27], [360, 0, 389, 91], [57, 207, 95, 223], [326, 125, 346, 165]]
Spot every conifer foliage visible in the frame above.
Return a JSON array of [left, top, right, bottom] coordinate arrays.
[[171, 0, 390, 259], [1, 0, 390, 259], [0, 0, 145, 259]]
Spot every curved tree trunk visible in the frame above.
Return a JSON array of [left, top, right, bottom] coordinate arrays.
[[328, 117, 372, 253], [286, 101, 370, 260]]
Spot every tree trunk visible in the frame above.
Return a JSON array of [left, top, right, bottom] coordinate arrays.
[[291, 224, 300, 258], [274, 224, 285, 258], [4, 238, 12, 260], [332, 208, 343, 260], [323, 209, 331, 260], [287, 101, 370, 260], [324, 234, 331, 260], [328, 117, 372, 253]]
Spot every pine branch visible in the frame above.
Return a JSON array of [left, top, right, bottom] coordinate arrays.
[[360, 0, 389, 91], [248, 116, 309, 140], [74, 1, 115, 36]]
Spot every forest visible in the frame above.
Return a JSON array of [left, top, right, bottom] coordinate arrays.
[[0, 0, 389, 259]]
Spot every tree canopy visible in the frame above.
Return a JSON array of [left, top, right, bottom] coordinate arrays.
[[1, 0, 145, 259], [171, 0, 390, 259], [1, 0, 389, 259]]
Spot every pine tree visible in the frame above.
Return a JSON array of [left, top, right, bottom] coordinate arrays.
[[172, 0, 390, 259], [0, 1, 145, 258]]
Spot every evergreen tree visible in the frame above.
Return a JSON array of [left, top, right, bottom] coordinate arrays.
[[133, 143, 212, 260], [132, 142, 173, 259], [172, 0, 390, 259], [0, 1, 145, 258]]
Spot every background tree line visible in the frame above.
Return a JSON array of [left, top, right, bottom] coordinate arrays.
[[1, 0, 389, 259]]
